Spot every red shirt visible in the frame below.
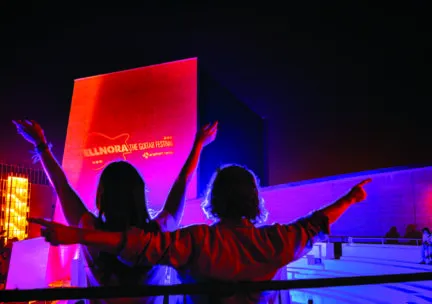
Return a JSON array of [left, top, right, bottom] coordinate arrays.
[[120, 211, 329, 303]]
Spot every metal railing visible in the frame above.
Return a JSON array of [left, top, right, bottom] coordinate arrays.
[[0, 163, 49, 186], [327, 236, 422, 246], [0, 272, 431, 302]]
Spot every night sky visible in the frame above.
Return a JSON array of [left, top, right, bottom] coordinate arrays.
[[0, 3, 430, 185]]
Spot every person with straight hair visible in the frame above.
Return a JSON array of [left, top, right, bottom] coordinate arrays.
[[15, 119, 217, 304]]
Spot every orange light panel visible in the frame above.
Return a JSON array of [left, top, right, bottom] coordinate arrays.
[[1, 176, 30, 244]]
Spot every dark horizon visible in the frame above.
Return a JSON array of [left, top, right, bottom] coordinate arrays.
[[0, 3, 430, 186]]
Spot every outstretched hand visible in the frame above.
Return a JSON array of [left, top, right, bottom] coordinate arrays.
[[28, 218, 81, 246], [13, 119, 46, 146], [196, 121, 218, 147], [346, 178, 372, 203]]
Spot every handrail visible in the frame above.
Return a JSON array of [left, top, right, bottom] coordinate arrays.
[[326, 236, 422, 246], [0, 272, 431, 302], [328, 236, 421, 241]]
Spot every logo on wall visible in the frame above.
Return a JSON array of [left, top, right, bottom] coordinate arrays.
[[83, 132, 175, 170]]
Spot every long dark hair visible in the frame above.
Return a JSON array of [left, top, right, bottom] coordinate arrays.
[[96, 161, 151, 231], [202, 164, 268, 224], [94, 161, 158, 284]]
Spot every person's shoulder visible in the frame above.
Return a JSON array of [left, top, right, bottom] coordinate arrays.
[[257, 223, 283, 230], [153, 210, 177, 232], [255, 223, 291, 237], [179, 223, 211, 236]]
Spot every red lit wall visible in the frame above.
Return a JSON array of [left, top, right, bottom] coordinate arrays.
[[28, 184, 55, 239], [48, 58, 198, 282]]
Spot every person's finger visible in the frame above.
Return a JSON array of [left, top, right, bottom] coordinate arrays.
[[24, 119, 33, 126], [205, 121, 217, 133], [202, 123, 211, 130], [28, 217, 53, 227], [12, 120, 25, 131], [356, 178, 372, 187], [209, 121, 218, 132], [18, 119, 32, 128]]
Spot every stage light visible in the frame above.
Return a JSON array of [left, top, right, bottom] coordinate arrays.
[[1, 176, 30, 244]]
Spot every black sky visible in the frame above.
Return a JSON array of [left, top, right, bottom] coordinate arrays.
[[0, 2, 430, 185]]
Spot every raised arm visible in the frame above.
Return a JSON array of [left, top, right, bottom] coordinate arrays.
[[320, 178, 371, 224], [161, 122, 218, 226], [13, 120, 88, 226], [276, 178, 371, 263]]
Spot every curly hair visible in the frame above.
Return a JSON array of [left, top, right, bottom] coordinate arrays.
[[202, 164, 268, 224]]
